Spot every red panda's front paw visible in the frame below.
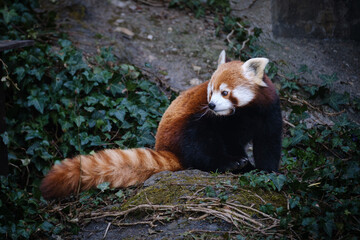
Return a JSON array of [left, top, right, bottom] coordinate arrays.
[[236, 158, 250, 169], [222, 158, 250, 172]]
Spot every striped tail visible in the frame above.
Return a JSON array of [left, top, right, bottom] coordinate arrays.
[[40, 148, 182, 199]]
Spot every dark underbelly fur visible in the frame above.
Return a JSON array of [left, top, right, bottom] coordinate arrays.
[[179, 100, 282, 173]]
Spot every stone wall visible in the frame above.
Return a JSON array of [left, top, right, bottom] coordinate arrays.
[[272, 0, 360, 40], [230, 0, 360, 40]]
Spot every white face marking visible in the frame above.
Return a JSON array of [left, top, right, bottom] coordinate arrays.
[[219, 83, 228, 92], [207, 82, 213, 102], [232, 85, 255, 107], [208, 83, 233, 115]]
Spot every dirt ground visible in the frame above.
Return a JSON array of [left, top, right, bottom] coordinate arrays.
[[43, 0, 228, 92], [43, 0, 360, 97]]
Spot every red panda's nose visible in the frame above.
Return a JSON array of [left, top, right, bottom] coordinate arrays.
[[208, 102, 216, 110]]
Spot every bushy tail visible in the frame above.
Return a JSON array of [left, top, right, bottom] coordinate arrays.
[[40, 148, 182, 199]]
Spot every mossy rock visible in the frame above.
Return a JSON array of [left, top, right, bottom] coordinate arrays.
[[121, 170, 286, 211], [80, 170, 287, 239]]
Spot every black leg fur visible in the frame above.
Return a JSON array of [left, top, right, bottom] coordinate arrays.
[[252, 101, 282, 172], [179, 115, 249, 172], [179, 100, 282, 173]]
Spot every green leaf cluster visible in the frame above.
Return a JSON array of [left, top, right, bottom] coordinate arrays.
[[239, 171, 287, 192], [0, 1, 170, 238], [279, 111, 360, 238], [169, 0, 230, 18]]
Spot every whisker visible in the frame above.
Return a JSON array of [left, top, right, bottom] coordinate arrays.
[[195, 108, 211, 121], [199, 104, 209, 110]]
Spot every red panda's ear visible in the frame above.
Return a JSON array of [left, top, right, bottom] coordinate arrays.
[[241, 58, 269, 87], [217, 50, 226, 68]]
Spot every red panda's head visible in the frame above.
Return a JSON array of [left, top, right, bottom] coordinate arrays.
[[207, 51, 269, 116]]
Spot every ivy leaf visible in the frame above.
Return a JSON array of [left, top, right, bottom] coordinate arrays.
[[14, 67, 25, 82], [319, 73, 338, 87], [290, 128, 308, 146], [28, 68, 44, 81], [303, 85, 318, 96], [321, 92, 349, 111], [298, 64, 312, 74], [58, 39, 72, 48], [97, 182, 110, 192], [40, 221, 54, 232], [335, 114, 350, 127], [88, 135, 102, 146], [269, 174, 287, 191], [85, 96, 99, 105], [28, 96, 44, 114], [115, 190, 124, 198], [332, 137, 343, 148], [282, 137, 291, 148], [109, 83, 125, 96], [74, 115, 85, 127], [289, 196, 300, 209], [0, 6, 18, 24], [323, 212, 335, 237], [109, 109, 126, 122], [302, 217, 315, 227]]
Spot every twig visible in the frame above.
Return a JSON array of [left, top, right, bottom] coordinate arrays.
[[283, 119, 296, 128], [189, 229, 241, 234], [102, 222, 111, 239], [113, 220, 156, 227], [83, 199, 279, 234], [188, 213, 209, 221], [226, 201, 277, 221], [280, 89, 346, 117], [136, 0, 165, 7], [0, 58, 20, 90], [226, 29, 235, 46], [236, 22, 252, 52]]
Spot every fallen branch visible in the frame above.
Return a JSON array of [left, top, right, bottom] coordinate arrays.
[[81, 196, 280, 236]]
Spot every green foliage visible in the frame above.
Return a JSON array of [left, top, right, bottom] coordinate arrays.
[[169, 0, 230, 18], [275, 107, 359, 238], [0, 1, 170, 238], [239, 171, 287, 192]]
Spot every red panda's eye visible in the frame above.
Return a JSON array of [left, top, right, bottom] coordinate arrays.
[[221, 91, 228, 96]]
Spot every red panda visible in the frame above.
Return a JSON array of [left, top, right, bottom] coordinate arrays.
[[40, 51, 282, 199]]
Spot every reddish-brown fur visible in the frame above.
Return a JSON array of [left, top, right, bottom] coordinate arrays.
[[155, 81, 208, 154], [250, 75, 277, 106], [40, 148, 182, 199]]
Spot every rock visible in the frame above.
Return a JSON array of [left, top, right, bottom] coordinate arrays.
[[110, 0, 129, 8], [143, 171, 173, 187], [76, 170, 286, 239], [128, 4, 137, 11], [114, 19, 124, 24], [304, 111, 335, 129], [114, 27, 135, 38], [189, 78, 202, 86], [192, 65, 201, 72]]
